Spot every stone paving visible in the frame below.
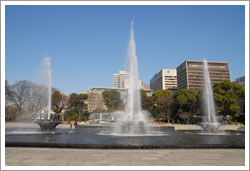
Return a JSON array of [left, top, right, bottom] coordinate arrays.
[[5, 147, 245, 166]]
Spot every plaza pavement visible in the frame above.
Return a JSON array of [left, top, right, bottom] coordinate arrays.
[[5, 147, 245, 166]]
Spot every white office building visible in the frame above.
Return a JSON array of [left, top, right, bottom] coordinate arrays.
[[113, 70, 150, 90], [150, 69, 178, 91], [113, 71, 130, 89]]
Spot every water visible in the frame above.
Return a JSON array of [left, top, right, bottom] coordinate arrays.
[[104, 20, 152, 136], [6, 126, 244, 148], [39, 56, 52, 120], [34, 56, 65, 131], [44, 56, 52, 120], [5, 127, 74, 135], [126, 19, 143, 120], [201, 59, 221, 133]]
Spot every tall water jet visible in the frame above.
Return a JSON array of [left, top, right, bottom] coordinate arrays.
[[100, 19, 154, 136], [126, 19, 144, 121], [43, 56, 52, 120], [201, 59, 221, 132], [33, 56, 62, 131]]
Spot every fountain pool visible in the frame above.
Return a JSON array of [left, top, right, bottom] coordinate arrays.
[[5, 125, 244, 148]]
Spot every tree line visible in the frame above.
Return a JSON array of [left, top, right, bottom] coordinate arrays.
[[5, 80, 89, 122], [101, 81, 245, 124], [5, 80, 245, 124]]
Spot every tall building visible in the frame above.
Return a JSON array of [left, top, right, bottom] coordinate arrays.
[[150, 69, 178, 91], [113, 74, 119, 89], [177, 60, 230, 90], [113, 71, 130, 89], [233, 76, 245, 89], [113, 70, 150, 90]]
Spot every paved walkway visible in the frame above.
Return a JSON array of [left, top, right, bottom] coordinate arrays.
[[5, 147, 245, 166]]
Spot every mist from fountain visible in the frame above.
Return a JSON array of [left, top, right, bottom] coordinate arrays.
[[33, 56, 63, 131], [98, 19, 159, 136], [125, 20, 146, 121], [42, 56, 52, 120], [201, 59, 221, 133]]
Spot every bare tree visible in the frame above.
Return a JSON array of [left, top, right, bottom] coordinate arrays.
[[5, 80, 13, 105], [178, 112, 194, 124], [6, 80, 54, 117], [7, 80, 31, 115], [26, 84, 48, 113]]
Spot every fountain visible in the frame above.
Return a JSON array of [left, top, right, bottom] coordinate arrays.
[[33, 56, 62, 131], [97, 19, 159, 136], [107, 20, 152, 135], [200, 59, 222, 133]]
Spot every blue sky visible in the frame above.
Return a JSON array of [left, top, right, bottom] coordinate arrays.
[[5, 5, 245, 95]]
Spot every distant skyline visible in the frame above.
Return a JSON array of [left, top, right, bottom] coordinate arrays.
[[5, 5, 245, 95]]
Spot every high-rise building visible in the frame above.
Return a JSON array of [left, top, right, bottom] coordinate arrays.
[[113, 70, 150, 90], [113, 74, 119, 89], [150, 69, 178, 91], [113, 71, 130, 89], [233, 76, 245, 89], [177, 60, 230, 90]]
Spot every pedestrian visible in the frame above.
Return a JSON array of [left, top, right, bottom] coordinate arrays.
[[74, 121, 78, 129]]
